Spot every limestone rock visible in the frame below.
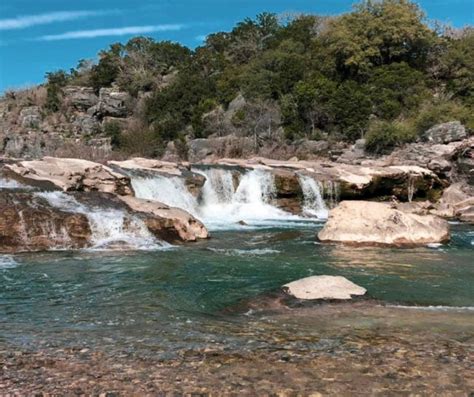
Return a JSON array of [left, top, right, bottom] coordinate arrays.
[[0, 192, 91, 253], [119, 195, 209, 242], [5, 157, 132, 195], [88, 88, 129, 118], [318, 201, 450, 246], [423, 121, 467, 144], [71, 113, 99, 135], [434, 183, 474, 223], [283, 275, 366, 300], [19, 107, 41, 129], [62, 86, 98, 110]]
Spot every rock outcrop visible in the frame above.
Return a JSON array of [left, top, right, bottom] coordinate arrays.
[[283, 275, 367, 300], [318, 201, 450, 246], [5, 157, 132, 195], [209, 157, 443, 202], [0, 192, 91, 253], [119, 196, 209, 242]]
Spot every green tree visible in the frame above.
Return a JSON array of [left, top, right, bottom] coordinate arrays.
[[44, 70, 69, 112], [325, 0, 435, 76]]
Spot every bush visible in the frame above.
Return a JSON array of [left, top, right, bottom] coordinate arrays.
[[413, 99, 474, 134], [103, 121, 122, 149], [365, 120, 417, 153]]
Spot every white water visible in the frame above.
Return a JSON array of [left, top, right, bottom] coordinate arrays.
[[0, 178, 23, 189], [298, 175, 329, 219], [36, 192, 167, 250], [131, 168, 303, 230], [131, 176, 198, 216]]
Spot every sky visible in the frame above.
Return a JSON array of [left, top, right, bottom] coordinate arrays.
[[0, 0, 473, 92]]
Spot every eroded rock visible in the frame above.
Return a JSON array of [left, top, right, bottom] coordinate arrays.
[[5, 157, 132, 195], [0, 192, 91, 253], [318, 201, 450, 246], [119, 195, 209, 242]]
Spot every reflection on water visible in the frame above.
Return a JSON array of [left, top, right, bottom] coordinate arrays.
[[0, 224, 473, 358]]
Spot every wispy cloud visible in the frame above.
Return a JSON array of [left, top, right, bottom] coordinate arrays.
[[36, 24, 185, 41], [195, 34, 208, 42], [0, 10, 114, 31]]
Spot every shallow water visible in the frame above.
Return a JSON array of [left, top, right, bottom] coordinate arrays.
[[1, 222, 473, 359]]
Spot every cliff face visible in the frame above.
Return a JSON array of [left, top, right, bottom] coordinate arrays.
[[0, 85, 131, 160]]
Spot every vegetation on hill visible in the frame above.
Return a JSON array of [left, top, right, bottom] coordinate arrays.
[[41, 0, 474, 155]]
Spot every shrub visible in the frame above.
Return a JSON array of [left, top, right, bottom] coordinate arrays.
[[413, 99, 474, 133], [103, 121, 122, 149], [365, 120, 417, 153]]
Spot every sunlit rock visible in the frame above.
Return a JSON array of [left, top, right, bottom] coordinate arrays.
[[318, 201, 450, 246], [283, 275, 366, 300]]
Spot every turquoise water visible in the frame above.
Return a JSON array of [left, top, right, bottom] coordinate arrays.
[[1, 222, 473, 356]]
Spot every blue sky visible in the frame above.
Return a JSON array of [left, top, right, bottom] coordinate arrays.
[[0, 0, 473, 91]]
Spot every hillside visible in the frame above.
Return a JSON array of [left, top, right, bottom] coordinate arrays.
[[0, 0, 473, 162]]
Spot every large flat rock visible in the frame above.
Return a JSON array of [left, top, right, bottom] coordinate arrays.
[[5, 157, 132, 195], [283, 275, 367, 300]]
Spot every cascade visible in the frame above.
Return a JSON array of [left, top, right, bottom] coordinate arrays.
[[298, 175, 329, 219], [195, 168, 297, 228], [36, 192, 164, 249], [323, 180, 340, 208], [407, 175, 416, 202], [131, 176, 199, 216]]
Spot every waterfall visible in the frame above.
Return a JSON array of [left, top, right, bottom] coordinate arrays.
[[323, 180, 340, 208], [131, 176, 199, 216], [407, 176, 416, 203], [298, 175, 328, 219], [36, 192, 165, 250], [195, 168, 298, 229], [131, 168, 299, 229]]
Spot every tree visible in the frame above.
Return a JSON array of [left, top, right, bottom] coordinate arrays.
[[325, 0, 435, 76], [44, 70, 69, 112]]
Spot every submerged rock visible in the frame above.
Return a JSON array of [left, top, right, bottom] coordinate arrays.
[[283, 275, 366, 300], [119, 196, 209, 242], [318, 201, 450, 246], [5, 157, 132, 195], [0, 192, 91, 253]]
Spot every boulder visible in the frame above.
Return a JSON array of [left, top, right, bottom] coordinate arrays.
[[318, 201, 450, 246], [434, 183, 474, 223], [283, 275, 366, 300], [62, 86, 98, 110], [0, 192, 91, 253], [423, 121, 467, 144], [19, 106, 41, 129], [5, 157, 132, 195], [119, 195, 209, 242]]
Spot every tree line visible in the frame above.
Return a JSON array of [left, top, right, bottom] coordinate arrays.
[[44, 0, 473, 155]]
